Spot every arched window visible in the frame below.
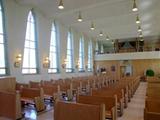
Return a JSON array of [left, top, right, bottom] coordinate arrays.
[[0, 0, 7, 75], [22, 10, 38, 74], [79, 37, 84, 71], [87, 40, 93, 71], [48, 22, 58, 73], [66, 31, 73, 72]]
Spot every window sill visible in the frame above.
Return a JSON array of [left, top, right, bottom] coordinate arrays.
[[66, 72, 74, 73], [78, 70, 85, 73], [48, 72, 60, 74], [22, 73, 39, 75]]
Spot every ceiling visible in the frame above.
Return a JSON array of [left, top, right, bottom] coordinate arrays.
[[17, 0, 160, 41]]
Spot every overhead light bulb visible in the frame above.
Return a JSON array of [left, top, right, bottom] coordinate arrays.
[[58, 0, 64, 9], [78, 11, 83, 22], [138, 26, 142, 32], [99, 31, 103, 36], [90, 22, 95, 30], [106, 36, 109, 41], [139, 32, 143, 37], [132, 0, 138, 12], [111, 40, 114, 44], [140, 38, 144, 41], [136, 16, 140, 24]]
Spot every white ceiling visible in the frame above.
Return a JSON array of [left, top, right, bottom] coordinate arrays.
[[17, 0, 160, 41]]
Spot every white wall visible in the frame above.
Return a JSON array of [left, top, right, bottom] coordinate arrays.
[[95, 51, 160, 61], [4, 0, 93, 83]]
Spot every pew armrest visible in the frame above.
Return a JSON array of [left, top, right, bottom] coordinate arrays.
[[16, 92, 22, 119], [111, 106, 117, 120]]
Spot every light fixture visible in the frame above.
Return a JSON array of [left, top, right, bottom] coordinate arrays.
[[111, 40, 114, 44], [90, 22, 95, 30], [14, 54, 22, 68], [58, 0, 64, 9], [78, 11, 83, 22], [99, 31, 103, 36], [136, 16, 140, 24], [62, 58, 68, 68], [132, 0, 138, 12], [138, 26, 142, 32], [140, 38, 144, 41], [75, 59, 80, 69], [106, 36, 109, 41], [43, 57, 50, 68], [139, 32, 143, 37]]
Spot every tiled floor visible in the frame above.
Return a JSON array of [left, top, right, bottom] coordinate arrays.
[[25, 82, 147, 120]]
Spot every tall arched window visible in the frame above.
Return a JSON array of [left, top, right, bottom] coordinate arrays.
[[22, 10, 38, 74], [79, 37, 84, 71], [0, 0, 7, 75], [48, 22, 58, 73], [66, 31, 73, 72], [87, 40, 93, 71]]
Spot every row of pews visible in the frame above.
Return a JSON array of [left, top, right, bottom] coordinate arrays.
[[144, 77, 160, 120], [0, 75, 113, 119], [0, 75, 140, 120], [54, 76, 140, 120]]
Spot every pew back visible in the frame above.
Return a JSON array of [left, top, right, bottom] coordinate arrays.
[[54, 101, 105, 120]]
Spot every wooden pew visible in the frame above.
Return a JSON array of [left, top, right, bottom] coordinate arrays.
[[92, 89, 124, 116], [0, 77, 22, 119], [16, 82, 29, 91], [42, 85, 60, 102], [54, 101, 105, 120], [58, 83, 73, 101], [20, 87, 45, 112], [29, 81, 41, 88], [0, 91, 21, 120], [144, 99, 160, 120], [77, 95, 117, 120], [0, 77, 16, 92]]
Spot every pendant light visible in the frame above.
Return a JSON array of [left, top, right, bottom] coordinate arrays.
[[138, 26, 142, 32], [111, 40, 114, 44], [58, 0, 64, 9], [139, 32, 143, 37], [106, 36, 109, 41], [90, 22, 95, 30], [140, 38, 144, 41], [78, 11, 83, 22], [136, 15, 140, 24], [132, 0, 138, 12], [99, 31, 103, 36]]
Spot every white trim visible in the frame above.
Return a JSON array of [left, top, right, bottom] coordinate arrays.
[[95, 51, 160, 61]]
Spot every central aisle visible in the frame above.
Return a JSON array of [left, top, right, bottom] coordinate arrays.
[[118, 82, 147, 120]]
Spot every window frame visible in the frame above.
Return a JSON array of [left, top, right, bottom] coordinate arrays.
[[65, 31, 74, 73], [22, 9, 39, 75], [48, 22, 59, 74], [87, 40, 93, 72], [78, 37, 85, 72], [0, 0, 9, 76]]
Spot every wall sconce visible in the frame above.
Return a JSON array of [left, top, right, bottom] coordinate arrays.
[[14, 54, 22, 68], [62, 58, 68, 69], [43, 57, 50, 68], [75, 59, 80, 69]]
